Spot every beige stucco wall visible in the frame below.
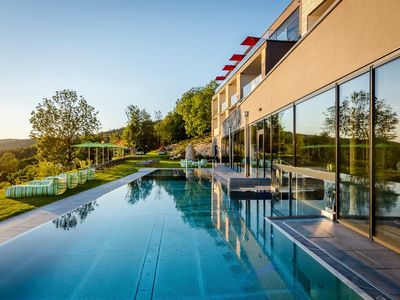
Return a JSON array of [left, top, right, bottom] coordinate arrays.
[[222, 0, 400, 132]]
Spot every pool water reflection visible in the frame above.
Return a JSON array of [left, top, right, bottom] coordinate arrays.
[[0, 170, 360, 299]]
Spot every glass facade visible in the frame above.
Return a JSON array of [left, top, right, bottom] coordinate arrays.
[[250, 124, 258, 177], [374, 58, 400, 248], [294, 89, 336, 212], [221, 136, 229, 165], [269, 8, 299, 41], [249, 119, 271, 178], [338, 73, 370, 234], [296, 89, 336, 172], [272, 107, 294, 166], [220, 56, 400, 250], [233, 129, 245, 173]]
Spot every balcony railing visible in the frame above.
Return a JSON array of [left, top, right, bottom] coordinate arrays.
[[230, 93, 238, 106], [220, 101, 228, 112], [242, 74, 262, 99], [213, 127, 219, 136]]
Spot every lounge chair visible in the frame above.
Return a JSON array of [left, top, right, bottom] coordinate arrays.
[[180, 159, 193, 167], [5, 177, 63, 198], [58, 173, 78, 189], [86, 168, 96, 180], [45, 176, 67, 195], [77, 169, 88, 184]]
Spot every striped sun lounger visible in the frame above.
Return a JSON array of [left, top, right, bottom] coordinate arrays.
[[45, 176, 67, 195], [5, 177, 62, 199], [5, 168, 96, 199], [86, 168, 95, 180], [59, 172, 79, 189]]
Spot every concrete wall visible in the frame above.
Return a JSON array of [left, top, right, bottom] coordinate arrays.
[[222, 0, 400, 132]]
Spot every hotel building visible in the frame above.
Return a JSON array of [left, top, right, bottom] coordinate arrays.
[[211, 0, 400, 252]]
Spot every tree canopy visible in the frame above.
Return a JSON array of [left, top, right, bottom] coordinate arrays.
[[30, 89, 101, 168], [175, 81, 217, 138], [156, 111, 187, 145], [122, 105, 157, 151]]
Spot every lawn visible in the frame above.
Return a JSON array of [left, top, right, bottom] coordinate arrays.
[[0, 155, 182, 222]]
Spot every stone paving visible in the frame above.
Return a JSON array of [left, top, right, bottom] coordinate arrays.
[[272, 218, 400, 300], [0, 168, 156, 245]]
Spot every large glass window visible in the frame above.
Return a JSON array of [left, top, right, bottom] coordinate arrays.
[[296, 89, 336, 171], [295, 89, 336, 213], [250, 125, 258, 177], [264, 117, 272, 177], [269, 8, 299, 41], [375, 58, 400, 249], [339, 73, 370, 234], [272, 107, 294, 166], [221, 136, 229, 165], [233, 129, 245, 173], [272, 107, 294, 192], [250, 119, 270, 178]]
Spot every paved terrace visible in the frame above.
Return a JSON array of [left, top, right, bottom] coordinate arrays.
[[271, 218, 400, 299], [0, 168, 156, 245]]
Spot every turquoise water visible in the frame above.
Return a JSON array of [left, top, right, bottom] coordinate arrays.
[[0, 170, 360, 299]]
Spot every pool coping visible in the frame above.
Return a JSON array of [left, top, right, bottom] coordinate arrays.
[[267, 217, 393, 300], [0, 168, 157, 246]]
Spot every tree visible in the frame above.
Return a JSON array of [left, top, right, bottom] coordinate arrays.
[[0, 152, 19, 173], [158, 111, 187, 145], [154, 110, 163, 147], [30, 89, 101, 169], [122, 105, 157, 152], [175, 81, 217, 138]]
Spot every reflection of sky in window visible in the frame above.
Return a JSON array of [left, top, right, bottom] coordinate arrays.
[[376, 58, 400, 143], [296, 89, 335, 136], [280, 107, 293, 132]]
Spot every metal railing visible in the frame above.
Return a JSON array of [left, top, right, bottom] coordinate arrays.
[[230, 94, 238, 106], [220, 101, 228, 112], [242, 74, 262, 99]]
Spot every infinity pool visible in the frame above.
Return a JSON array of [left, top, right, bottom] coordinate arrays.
[[0, 170, 361, 299]]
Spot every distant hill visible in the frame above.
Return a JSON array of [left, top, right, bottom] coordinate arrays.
[[0, 139, 35, 152]]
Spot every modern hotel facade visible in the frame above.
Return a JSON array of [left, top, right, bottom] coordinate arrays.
[[211, 0, 400, 252]]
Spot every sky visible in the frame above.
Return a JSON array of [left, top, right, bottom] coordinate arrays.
[[0, 0, 291, 139]]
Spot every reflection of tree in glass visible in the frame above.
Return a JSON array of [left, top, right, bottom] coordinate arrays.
[[376, 182, 399, 213], [322, 91, 398, 141], [53, 200, 98, 230], [339, 177, 369, 216], [272, 113, 293, 164], [125, 178, 154, 205]]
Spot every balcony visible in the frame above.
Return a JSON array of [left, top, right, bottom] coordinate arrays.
[[242, 74, 262, 99], [220, 101, 228, 113], [230, 94, 238, 106]]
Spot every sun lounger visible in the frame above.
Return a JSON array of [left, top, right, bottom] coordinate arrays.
[[5, 177, 63, 198], [59, 172, 79, 189]]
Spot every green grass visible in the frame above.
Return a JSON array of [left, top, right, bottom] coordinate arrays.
[[0, 155, 184, 222], [138, 153, 183, 168]]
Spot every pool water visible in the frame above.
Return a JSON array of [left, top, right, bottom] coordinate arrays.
[[0, 170, 361, 299]]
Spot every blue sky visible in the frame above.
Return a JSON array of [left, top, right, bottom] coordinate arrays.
[[0, 0, 290, 139]]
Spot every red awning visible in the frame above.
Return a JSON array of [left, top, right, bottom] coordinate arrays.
[[223, 65, 235, 71], [229, 54, 245, 61], [215, 76, 226, 81], [240, 36, 260, 47]]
